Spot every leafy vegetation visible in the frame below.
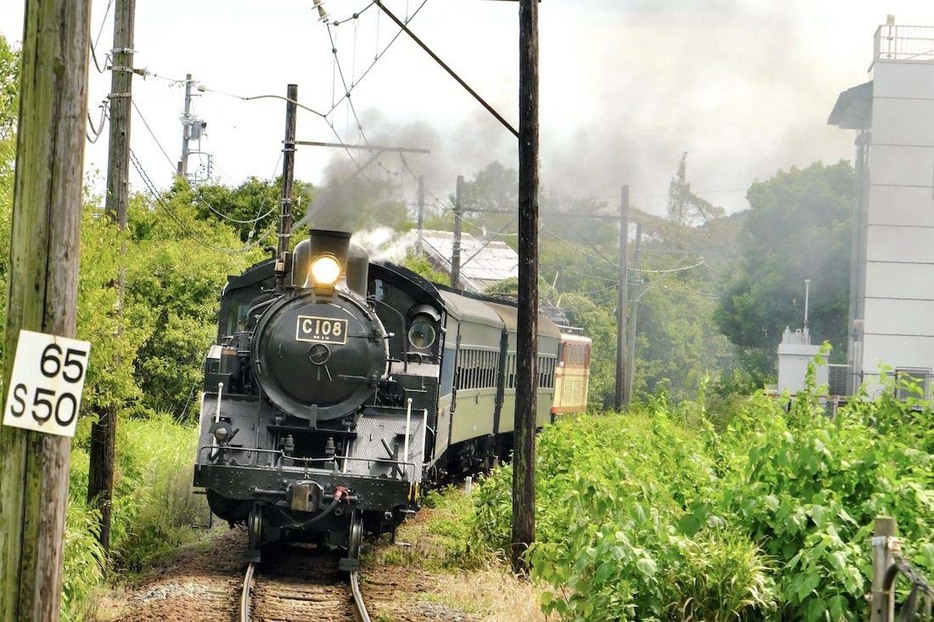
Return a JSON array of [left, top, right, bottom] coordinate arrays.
[[471, 378, 932, 621], [123, 195, 256, 417], [62, 416, 207, 619], [60, 499, 104, 621]]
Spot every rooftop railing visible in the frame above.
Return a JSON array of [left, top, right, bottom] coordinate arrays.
[[874, 24, 934, 63]]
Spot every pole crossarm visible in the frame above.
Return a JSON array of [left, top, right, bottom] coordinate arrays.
[[295, 140, 430, 154], [445, 205, 625, 220]]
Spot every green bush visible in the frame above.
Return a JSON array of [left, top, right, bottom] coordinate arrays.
[[713, 381, 933, 620], [472, 387, 932, 621], [475, 410, 775, 620]]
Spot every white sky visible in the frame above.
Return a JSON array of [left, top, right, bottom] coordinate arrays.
[[2, 0, 934, 217]]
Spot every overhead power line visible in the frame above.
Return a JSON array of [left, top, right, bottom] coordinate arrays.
[[131, 99, 176, 171], [88, 0, 114, 73], [128, 149, 271, 255]]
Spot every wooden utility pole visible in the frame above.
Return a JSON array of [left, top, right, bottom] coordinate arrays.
[[0, 0, 91, 619], [104, 0, 136, 228], [870, 516, 897, 622], [625, 223, 642, 404], [451, 175, 464, 288], [275, 84, 298, 292], [88, 0, 135, 553], [512, 0, 538, 575], [614, 185, 630, 410]]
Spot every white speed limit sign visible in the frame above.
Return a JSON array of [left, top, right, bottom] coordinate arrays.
[[3, 330, 91, 438]]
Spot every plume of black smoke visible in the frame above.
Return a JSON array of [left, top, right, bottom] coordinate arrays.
[[303, 0, 862, 225]]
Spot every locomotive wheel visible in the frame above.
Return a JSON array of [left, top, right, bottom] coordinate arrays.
[[339, 510, 364, 572], [246, 504, 263, 563]]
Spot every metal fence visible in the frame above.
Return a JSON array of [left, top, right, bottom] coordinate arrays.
[[828, 363, 850, 397], [870, 517, 933, 621], [874, 25, 934, 63], [824, 364, 933, 401]]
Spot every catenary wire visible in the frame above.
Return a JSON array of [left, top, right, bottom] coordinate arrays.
[[327, 1, 377, 26], [323, 0, 429, 118]]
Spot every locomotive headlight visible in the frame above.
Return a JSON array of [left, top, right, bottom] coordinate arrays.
[[309, 255, 342, 286]]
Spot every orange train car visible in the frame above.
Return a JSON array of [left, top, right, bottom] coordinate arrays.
[[552, 331, 592, 416]]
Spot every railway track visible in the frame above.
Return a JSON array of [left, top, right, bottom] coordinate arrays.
[[239, 544, 371, 622]]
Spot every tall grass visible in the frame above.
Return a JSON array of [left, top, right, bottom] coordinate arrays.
[[108, 415, 205, 570], [62, 414, 204, 619], [61, 497, 105, 621]]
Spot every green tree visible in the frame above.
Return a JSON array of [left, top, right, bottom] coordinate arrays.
[[632, 273, 736, 400], [448, 161, 521, 246], [714, 161, 853, 376], [0, 36, 19, 364], [73, 205, 152, 418], [0, 35, 18, 240], [666, 152, 725, 226], [0, 35, 17, 145], [124, 192, 257, 417], [462, 160, 517, 214], [170, 176, 313, 243]]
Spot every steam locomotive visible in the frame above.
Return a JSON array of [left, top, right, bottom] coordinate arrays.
[[192, 228, 590, 569]]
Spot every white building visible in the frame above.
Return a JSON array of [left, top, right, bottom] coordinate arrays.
[[777, 327, 829, 396], [828, 22, 934, 398]]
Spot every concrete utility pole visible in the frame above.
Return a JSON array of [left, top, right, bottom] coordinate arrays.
[[88, 0, 135, 554], [614, 185, 630, 410], [451, 175, 464, 288], [625, 223, 642, 405], [512, 0, 539, 575], [178, 73, 193, 178], [0, 0, 91, 619]]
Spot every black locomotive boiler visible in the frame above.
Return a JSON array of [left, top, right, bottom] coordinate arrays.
[[193, 228, 565, 568]]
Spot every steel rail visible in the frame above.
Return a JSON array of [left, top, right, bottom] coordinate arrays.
[[240, 562, 255, 622], [349, 571, 371, 622], [240, 558, 369, 621]]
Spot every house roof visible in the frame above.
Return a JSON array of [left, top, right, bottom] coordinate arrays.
[[418, 230, 518, 293]]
